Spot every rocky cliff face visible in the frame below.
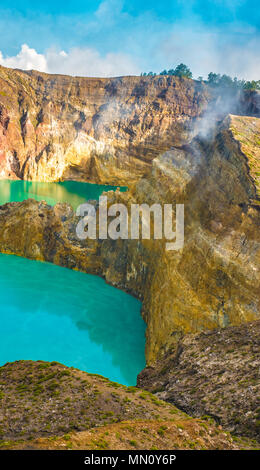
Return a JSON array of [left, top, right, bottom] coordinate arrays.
[[138, 320, 260, 440], [0, 114, 259, 365], [133, 114, 260, 362], [0, 67, 259, 365], [0, 66, 211, 184]]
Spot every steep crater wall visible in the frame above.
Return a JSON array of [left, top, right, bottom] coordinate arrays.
[[0, 115, 259, 365], [0, 67, 259, 364], [0, 66, 212, 185]]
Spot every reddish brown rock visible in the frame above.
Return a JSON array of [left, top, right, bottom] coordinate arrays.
[[0, 66, 211, 184]]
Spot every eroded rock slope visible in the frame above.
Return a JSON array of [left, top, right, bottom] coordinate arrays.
[[138, 320, 260, 440], [0, 66, 210, 184], [0, 360, 253, 450], [0, 115, 259, 364]]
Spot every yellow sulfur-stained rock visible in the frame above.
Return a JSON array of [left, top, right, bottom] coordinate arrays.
[[0, 115, 259, 365]]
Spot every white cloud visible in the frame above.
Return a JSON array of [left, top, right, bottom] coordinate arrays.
[[0, 44, 140, 77], [95, 0, 124, 26], [0, 1, 259, 81], [0, 44, 47, 72], [45, 47, 139, 77], [158, 23, 260, 80]]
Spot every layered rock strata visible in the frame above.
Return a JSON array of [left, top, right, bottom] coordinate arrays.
[[0, 66, 211, 184]]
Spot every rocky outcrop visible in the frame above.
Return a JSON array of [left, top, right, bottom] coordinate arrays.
[[137, 320, 260, 440], [0, 66, 211, 184], [0, 114, 259, 365], [136, 114, 260, 362], [0, 199, 101, 275], [229, 115, 260, 200], [1, 65, 258, 186]]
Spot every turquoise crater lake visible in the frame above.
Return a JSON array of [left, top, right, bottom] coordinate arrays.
[[0, 179, 127, 210], [0, 254, 145, 385]]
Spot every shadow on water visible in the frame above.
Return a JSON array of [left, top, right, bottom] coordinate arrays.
[[0, 254, 145, 385]]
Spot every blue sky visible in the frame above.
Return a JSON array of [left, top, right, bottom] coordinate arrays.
[[0, 1, 259, 78]]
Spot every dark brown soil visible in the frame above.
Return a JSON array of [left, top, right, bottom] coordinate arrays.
[[1, 360, 258, 450]]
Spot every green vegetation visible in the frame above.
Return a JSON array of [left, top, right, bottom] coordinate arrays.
[[129, 439, 138, 447], [141, 63, 193, 79], [207, 72, 260, 90], [243, 80, 260, 90], [141, 64, 260, 90]]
